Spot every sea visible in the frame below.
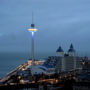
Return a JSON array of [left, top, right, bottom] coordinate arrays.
[[0, 52, 28, 78]]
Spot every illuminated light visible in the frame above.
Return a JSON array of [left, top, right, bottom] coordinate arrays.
[[35, 61, 40, 65], [65, 75, 67, 78], [18, 76, 21, 80], [28, 28, 38, 32], [5, 84, 8, 86], [20, 80, 25, 84], [50, 81, 54, 84], [32, 31, 34, 36], [27, 60, 32, 66], [28, 60, 32, 63], [32, 80, 35, 83], [59, 76, 61, 79], [42, 79, 46, 82], [10, 83, 15, 85], [82, 62, 85, 65], [22, 68, 25, 71], [73, 77, 76, 79], [48, 79, 56, 84], [55, 79, 58, 83]]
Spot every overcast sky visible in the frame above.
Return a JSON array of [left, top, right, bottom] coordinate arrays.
[[0, 0, 90, 56]]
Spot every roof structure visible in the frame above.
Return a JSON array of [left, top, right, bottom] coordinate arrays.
[[56, 46, 64, 52], [68, 44, 75, 52]]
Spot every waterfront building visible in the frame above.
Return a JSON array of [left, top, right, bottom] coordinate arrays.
[[44, 44, 82, 73]]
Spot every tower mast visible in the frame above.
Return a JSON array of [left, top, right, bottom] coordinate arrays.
[[28, 13, 38, 66]]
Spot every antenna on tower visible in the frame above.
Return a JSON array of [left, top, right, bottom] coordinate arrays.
[[32, 11, 34, 24], [31, 11, 35, 28], [28, 12, 37, 32]]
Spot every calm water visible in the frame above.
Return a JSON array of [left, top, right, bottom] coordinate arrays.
[[0, 52, 31, 78]]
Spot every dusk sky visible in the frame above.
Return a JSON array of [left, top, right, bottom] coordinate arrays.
[[0, 0, 90, 56]]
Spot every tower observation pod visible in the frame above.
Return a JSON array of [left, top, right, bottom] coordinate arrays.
[[28, 14, 38, 66]]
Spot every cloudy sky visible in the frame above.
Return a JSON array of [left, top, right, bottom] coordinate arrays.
[[0, 0, 90, 56]]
